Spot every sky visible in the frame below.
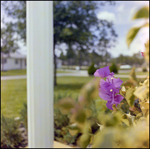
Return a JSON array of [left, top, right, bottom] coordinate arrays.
[[1, 1, 149, 58], [96, 1, 149, 58]]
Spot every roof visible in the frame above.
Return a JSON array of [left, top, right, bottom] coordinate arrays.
[[1, 50, 26, 59]]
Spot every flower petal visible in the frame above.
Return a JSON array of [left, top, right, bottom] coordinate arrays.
[[99, 89, 112, 101], [106, 76, 123, 88], [100, 79, 120, 94], [106, 101, 113, 110], [113, 78, 123, 88], [114, 94, 124, 104], [94, 66, 110, 78], [110, 72, 115, 76]]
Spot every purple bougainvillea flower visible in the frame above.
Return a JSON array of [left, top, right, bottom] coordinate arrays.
[[106, 94, 124, 110], [109, 72, 115, 76], [106, 101, 114, 110], [113, 94, 124, 105], [95, 66, 124, 110], [99, 79, 124, 110], [94, 66, 110, 78], [99, 79, 119, 101], [106, 75, 123, 89]]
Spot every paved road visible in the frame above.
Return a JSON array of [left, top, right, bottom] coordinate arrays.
[[1, 75, 27, 80], [1, 72, 148, 80]]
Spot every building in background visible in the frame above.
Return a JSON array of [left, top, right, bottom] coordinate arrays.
[[1, 51, 62, 71], [1, 51, 26, 71], [56, 57, 62, 68]]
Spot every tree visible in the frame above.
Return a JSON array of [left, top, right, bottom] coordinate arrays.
[[89, 51, 102, 66], [1, 19, 19, 71], [59, 51, 67, 62], [1, 19, 19, 54], [2, 1, 117, 86], [111, 52, 144, 66]]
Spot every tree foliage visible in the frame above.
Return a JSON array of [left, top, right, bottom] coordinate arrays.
[[1, 21, 19, 54], [2, 1, 117, 85], [111, 52, 144, 65]]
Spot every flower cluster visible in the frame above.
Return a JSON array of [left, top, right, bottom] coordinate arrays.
[[94, 66, 124, 110]]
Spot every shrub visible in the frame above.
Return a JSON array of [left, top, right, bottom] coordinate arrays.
[[19, 103, 28, 130], [109, 63, 118, 74], [1, 115, 23, 148], [54, 93, 78, 145], [142, 67, 147, 72], [12, 94, 79, 146], [88, 63, 97, 76]]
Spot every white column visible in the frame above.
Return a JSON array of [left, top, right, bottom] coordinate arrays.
[[27, 1, 53, 148]]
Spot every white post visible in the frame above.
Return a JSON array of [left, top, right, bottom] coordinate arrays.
[[27, 1, 53, 148]]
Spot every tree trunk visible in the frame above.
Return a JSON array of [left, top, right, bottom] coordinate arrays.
[[1, 58, 4, 71], [79, 51, 82, 69], [54, 42, 57, 86]]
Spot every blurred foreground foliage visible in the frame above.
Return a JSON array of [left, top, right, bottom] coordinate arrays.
[[58, 69, 149, 148], [1, 116, 23, 148], [57, 6, 149, 148]]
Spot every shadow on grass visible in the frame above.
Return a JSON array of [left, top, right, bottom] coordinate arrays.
[[54, 83, 85, 91]]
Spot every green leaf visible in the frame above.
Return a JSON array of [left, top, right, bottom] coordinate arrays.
[[126, 88, 135, 107], [60, 28, 73, 36], [126, 27, 141, 48], [98, 112, 122, 127], [75, 109, 86, 124], [57, 98, 75, 114], [132, 6, 149, 20], [134, 85, 147, 101], [92, 128, 114, 148], [69, 129, 79, 136], [85, 109, 92, 118], [122, 118, 130, 126], [129, 67, 138, 83], [69, 123, 80, 136], [78, 133, 91, 148]]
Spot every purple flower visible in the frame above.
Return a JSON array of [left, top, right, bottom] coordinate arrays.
[[99, 79, 120, 101], [94, 66, 110, 78], [95, 66, 124, 110], [106, 94, 124, 110], [106, 75, 123, 89]]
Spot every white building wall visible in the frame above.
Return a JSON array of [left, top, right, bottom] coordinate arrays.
[[57, 59, 62, 68], [21, 59, 27, 69], [20, 59, 26, 69], [1, 58, 26, 71]]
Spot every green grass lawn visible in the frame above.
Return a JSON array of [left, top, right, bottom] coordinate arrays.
[[1, 69, 72, 76], [118, 71, 149, 75], [1, 79, 27, 118], [56, 70, 73, 73], [1, 69, 27, 76], [1, 76, 129, 118], [1, 68, 149, 76]]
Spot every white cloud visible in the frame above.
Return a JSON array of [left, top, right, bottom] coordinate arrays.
[[117, 4, 124, 12], [97, 11, 116, 22]]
